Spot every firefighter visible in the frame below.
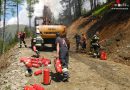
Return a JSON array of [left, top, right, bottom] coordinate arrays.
[[55, 33, 69, 82], [90, 31, 100, 57], [80, 33, 87, 52], [19, 32, 27, 48], [74, 33, 81, 51]]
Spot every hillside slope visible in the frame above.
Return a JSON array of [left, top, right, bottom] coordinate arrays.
[[0, 25, 26, 43], [67, 10, 130, 65]]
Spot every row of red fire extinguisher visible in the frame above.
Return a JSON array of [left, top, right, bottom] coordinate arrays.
[[20, 57, 63, 90]]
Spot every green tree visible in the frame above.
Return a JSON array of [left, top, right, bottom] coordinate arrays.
[[1, 0, 23, 53], [26, 0, 38, 31], [60, 0, 85, 24], [10, 0, 23, 39], [13, 0, 23, 35]]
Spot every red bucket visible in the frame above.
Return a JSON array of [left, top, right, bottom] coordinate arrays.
[[100, 51, 107, 60]]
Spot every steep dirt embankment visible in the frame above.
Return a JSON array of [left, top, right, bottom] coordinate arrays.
[[97, 12, 130, 65], [67, 10, 130, 65], [67, 16, 98, 51], [89, 11, 130, 65]]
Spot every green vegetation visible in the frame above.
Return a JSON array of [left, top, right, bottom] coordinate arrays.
[[0, 37, 17, 55], [0, 0, 38, 54], [0, 25, 32, 55], [24, 26, 32, 38], [92, 2, 114, 16]]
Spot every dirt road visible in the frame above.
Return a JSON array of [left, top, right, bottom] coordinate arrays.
[[0, 39, 130, 90]]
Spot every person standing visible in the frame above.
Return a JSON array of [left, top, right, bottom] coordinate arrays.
[[74, 33, 81, 51], [55, 33, 69, 81], [81, 33, 87, 52], [19, 32, 27, 48], [90, 31, 100, 57]]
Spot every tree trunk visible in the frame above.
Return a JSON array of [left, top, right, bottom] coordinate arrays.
[[77, 0, 81, 16], [29, 1, 32, 31], [75, 0, 79, 18], [68, 0, 72, 22], [2, 0, 6, 54], [29, 17, 31, 31], [16, 1, 19, 36], [94, 0, 96, 9], [0, 0, 1, 23], [72, 4, 75, 19], [90, 0, 94, 10]]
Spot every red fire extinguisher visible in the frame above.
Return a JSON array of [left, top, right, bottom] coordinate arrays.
[[20, 57, 27, 62], [31, 60, 39, 64], [25, 62, 32, 68], [100, 51, 107, 60], [43, 68, 51, 85], [24, 86, 36, 90], [34, 70, 42, 76], [54, 59, 62, 73], [20, 57, 31, 63], [33, 84, 45, 90], [41, 58, 51, 66], [32, 63, 40, 68]]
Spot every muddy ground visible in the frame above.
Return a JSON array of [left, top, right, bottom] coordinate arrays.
[[0, 39, 130, 90]]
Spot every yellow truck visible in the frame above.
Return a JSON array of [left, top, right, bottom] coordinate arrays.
[[31, 17, 67, 49]]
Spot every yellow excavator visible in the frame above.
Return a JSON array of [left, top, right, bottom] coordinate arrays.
[[31, 17, 67, 49]]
